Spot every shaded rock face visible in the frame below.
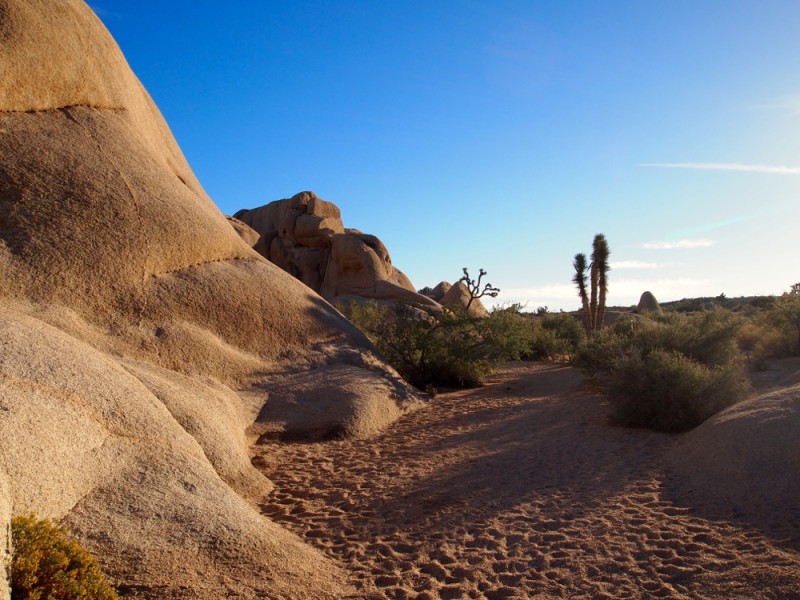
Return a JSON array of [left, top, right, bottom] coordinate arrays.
[[420, 280, 490, 317], [636, 291, 663, 315], [0, 1, 420, 597], [669, 383, 800, 529], [235, 192, 439, 309], [428, 281, 453, 302]]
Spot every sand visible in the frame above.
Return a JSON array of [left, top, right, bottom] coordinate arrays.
[[253, 362, 800, 599]]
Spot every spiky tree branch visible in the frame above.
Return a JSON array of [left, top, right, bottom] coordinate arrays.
[[460, 267, 500, 311]]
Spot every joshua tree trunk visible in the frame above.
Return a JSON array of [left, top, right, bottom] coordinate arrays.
[[589, 261, 598, 332], [592, 234, 610, 332], [573, 235, 610, 335], [572, 253, 592, 336]]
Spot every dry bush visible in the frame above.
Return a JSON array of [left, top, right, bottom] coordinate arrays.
[[608, 349, 750, 433], [11, 514, 118, 600], [574, 309, 751, 432]]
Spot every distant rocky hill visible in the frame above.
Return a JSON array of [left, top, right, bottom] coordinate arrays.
[[0, 0, 421, 597]]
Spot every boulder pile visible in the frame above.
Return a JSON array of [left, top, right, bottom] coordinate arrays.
[[235, 193, 440, 309]]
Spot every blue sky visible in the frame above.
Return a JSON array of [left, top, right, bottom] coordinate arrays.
[[92, 1, 799, 310]]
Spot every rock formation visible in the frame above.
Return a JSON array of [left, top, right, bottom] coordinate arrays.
[[0, 1, 420, 597], [669, 382, 800, 521], [427, 281, 453, 302], [235, 193, 440, 310], [419, 280, 490, 317], [636, 291, 664, 315], [440, 281, 491, 317]]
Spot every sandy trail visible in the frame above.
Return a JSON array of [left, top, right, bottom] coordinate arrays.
[[253, 362, 800, 599]]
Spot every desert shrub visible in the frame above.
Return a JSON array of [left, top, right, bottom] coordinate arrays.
[[573, 309, 750, 432], [529, 312, 586, 361], [634, 310, 744, 367], [771, 285, 800, 354], [608, 349, 750, 432], [11, 514, 118, 600], [339, 301, 534, 390], [737, 319, 792, 370], [572, 326, 632, 374]]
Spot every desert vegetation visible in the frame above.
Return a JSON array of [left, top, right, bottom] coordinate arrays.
[[10, 515, 118, 600], [573, 310, 751, 432], [573, 234, 610, 337], [344, 274, 800, 434], [340, 300, 533, 390], [458, 267, 500, 311]]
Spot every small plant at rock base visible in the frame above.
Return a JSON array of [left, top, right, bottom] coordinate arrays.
[[11, 514, 119, 600], [460, 267, 500, 311]]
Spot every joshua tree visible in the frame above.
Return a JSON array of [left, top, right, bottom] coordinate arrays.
[[572, 234, 610, 335], [460, 267, 500, 311], [593, 234, 610, 331], [572, 253, 592, 331]]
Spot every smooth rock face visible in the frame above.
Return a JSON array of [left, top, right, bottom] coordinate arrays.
[[0, 1, 419, 597], [428, 281, 453, 301], [226, 215, 261, 247], [236, 192, 440, 309], [670, 383, 800, 515]]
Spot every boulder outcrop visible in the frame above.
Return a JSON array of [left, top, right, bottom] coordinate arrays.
[[636, 291, 664, 315], [440, 281, 491, 318], [0, 1, 420, 597], [235, 193, 440, 309], [669, 382, 800, 523]]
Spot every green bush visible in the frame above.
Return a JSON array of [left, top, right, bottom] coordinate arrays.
[[528, 312, 586, 361], [11, 514, 118, 600], [573, 309, 751, 432], [608, 349, 750, 432], [339, 301, 535, 390], [771, 285, 800, 354]]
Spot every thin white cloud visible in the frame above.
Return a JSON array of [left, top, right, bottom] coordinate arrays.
[[642, 162, 800, 174], [611, 260, 662, 270], [643, 239, 714, 250]]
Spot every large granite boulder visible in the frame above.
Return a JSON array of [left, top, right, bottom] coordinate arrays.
[[669, 382, 800, 523], [0, 1, 420, 597], [235, 193, 440, 309]]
